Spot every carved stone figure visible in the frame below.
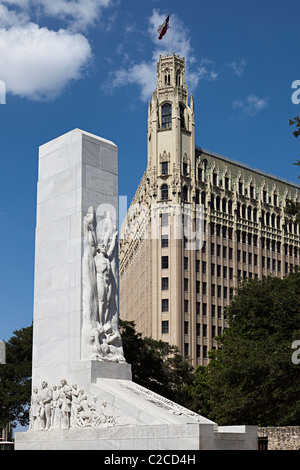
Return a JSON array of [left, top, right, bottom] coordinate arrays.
[[82, 206, 125, 363], [29, 388, 41, 431], [29, 379, 116, 431], [40, 381, 53, 430]]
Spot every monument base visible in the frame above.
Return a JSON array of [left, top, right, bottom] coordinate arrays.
[[15, 366, 258, 450]]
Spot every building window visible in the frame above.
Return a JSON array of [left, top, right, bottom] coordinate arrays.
[[161, 213, 169, 227], [184, 299, 189, 313], [184, 278, 189, 291], [161, 184, 168, 200], [180, 104, 185, 129], [161, 161, 168, 175], [184, 321, 189, 335], [162, 321, 169, 334], [184, 257, 188, 270], [162, 103, 172, 128], [184, 343, 189, 357], [162, 277, 169, 290], [182, 185, 188, 201], [162, 256, 169, 269], [162, 299, 169, 312], [161, 234, 168, 248]]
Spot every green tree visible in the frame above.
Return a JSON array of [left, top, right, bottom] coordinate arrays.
[[120, 319, 195, 405], [287, 117, 300, 221], [204, 273, 300, 426], [0, 325, 33, 429], [180, 365, 212, 419]]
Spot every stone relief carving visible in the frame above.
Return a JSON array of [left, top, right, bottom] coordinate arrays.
[[82, 206, 125, 363], [29, 380, 116, 431]]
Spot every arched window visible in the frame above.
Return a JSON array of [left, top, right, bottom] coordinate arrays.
[[182, 185, 188, 202], [201, 191, 206, 206], [216, 196, 220, 211], [180, 104, 185, 129], [222, 198, 227, 213], [162, 103, 172, 129], [228, 200, 232, 215], [253, 208, 257, 222], [277, 216, 280, 230], [271, 213, 275, 228], [161, 184, 168, 200], [247, 206, 252, 221], [242, 204, 246, 219]]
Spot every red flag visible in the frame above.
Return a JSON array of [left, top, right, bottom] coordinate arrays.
[[157, 14, 170, 40]]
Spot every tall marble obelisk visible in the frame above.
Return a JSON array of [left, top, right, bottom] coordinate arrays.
[[15, 128, 257, 450], [31, 129, 131, 393]]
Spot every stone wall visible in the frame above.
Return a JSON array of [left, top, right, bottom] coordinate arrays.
[[258, 426, 300, 450]]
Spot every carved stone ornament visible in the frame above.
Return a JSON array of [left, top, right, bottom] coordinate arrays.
[[159, 150, 171, 162], [82, 206, 125, 363], [29, 380, 116, 431]]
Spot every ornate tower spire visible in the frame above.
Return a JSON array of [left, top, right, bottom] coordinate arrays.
[[147, 53, 195, 205]]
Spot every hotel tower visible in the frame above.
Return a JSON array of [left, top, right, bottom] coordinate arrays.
[[119, 54, 300, 367]]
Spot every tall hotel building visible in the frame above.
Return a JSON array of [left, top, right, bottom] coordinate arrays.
[[119, 54, 300, 367]]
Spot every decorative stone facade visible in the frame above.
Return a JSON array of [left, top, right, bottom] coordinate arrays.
[[119, 53, 300, 367], [258, 427, 300, 450]]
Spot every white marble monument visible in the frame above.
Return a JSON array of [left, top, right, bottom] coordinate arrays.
[[15, 129, 257, 450]]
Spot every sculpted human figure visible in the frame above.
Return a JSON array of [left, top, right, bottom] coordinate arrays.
[[51, 385, 61, 430], [77, 395, 92, 427], [59, 379, 72, 430], [71, 384, 80, 428], [94, 231, 117, 330], [29, 387, 41, 430], [82, 206, 125, 362], [40, 381, 53, 430]]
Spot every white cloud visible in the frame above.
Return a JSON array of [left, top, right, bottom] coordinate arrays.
[[0, 3, 29, 27], [0, 0, 116, 100], [33, 0, 112, 31], [107, 10, 219, 102], [2, 0, 113, 31], [233, 94, 268, 116], [0, 23, 92, 100], [227, 59, 247, 77]]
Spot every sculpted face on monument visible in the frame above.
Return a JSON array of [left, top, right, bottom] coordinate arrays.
[[82, 206, 125, 363]]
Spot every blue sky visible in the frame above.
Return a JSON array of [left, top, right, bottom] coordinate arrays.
[[0, 0, 300, 342]]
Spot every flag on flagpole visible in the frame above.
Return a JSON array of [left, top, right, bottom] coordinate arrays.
[[157, 14, 170, 40]]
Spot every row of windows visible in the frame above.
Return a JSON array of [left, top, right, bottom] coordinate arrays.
[[161, 303, 225, 320], [160, 186, 299, 234], [161, 320, 222, 338], [198, 169, 289, 208], [161, 228, 299, 257]]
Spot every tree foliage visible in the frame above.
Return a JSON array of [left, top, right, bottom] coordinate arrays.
[[120, 319, 195, 405], [286, 117, 300, 221], [196, 273, 300, 426], [0, 325, 33, 429]]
